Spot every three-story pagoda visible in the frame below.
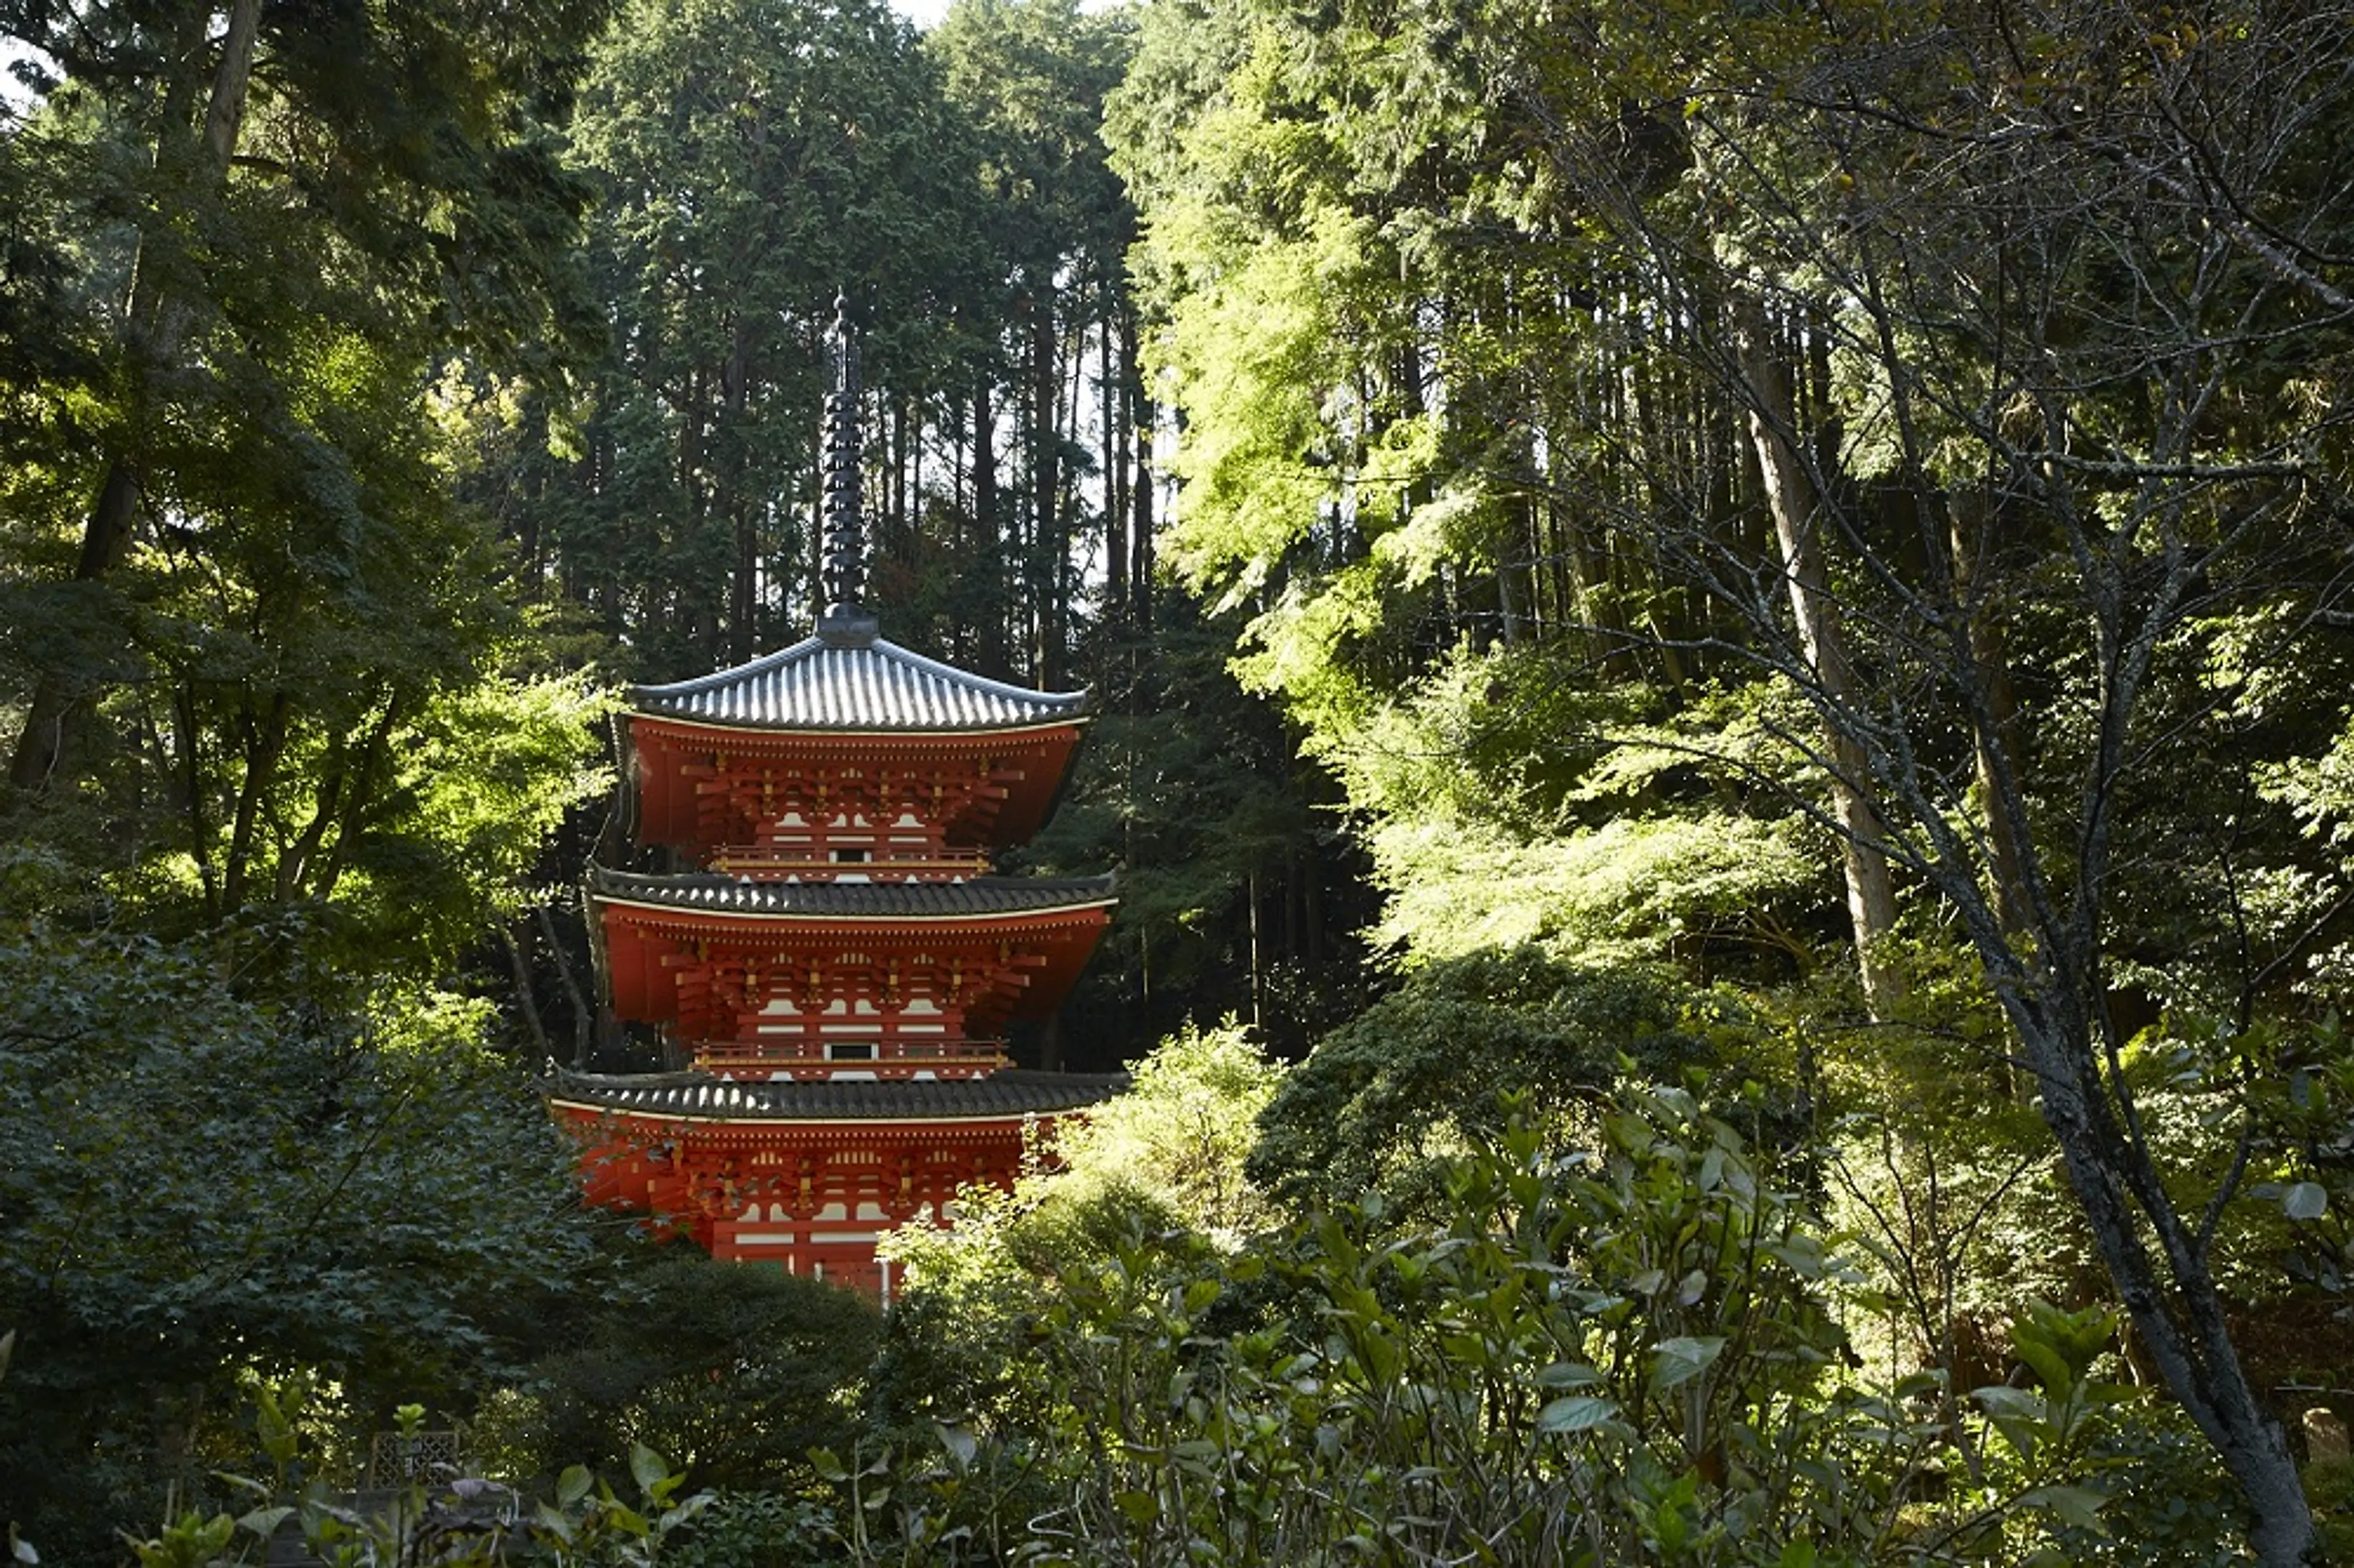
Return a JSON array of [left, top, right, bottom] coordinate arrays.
[[549, 299, 1121, 1298]]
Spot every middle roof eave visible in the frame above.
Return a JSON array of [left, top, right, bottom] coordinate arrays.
[[589, 865, 1117, 919]]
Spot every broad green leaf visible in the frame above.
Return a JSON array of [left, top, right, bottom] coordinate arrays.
[[1537, 1361, 1603, 1389], [1537, 1395, 1620, 1432], [1971, 1386, 2046, 1421], [628, 1442, 669, 1499], [936, 1422, 978, 1469], [556, 1464, 593, 1507], [2015, 1339, 2073, 1395], [1651, 1336, 1725, 1391], [2023, 1485, 2110, 1531]]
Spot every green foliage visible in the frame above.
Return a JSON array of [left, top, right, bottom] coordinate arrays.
[[928, 0, 1133, 274], [122, 1511, 243, 1568], [876, 1023, 1284, 1432], [0, 918, 598, 1559], [665, 1490, 844, 1568], [1251, 948, 1773, 1216], [1284, 644, 1832, 981], [2027, 1401, 2249, 1567], [842, 1086, 2162, 1565], [520, 1445, 714, 1567], [117, 1393, 715, 1568], [1111, 0, 2354, 1551], [9, 2, 2350, 1560], [2307, 1448, 2354, 1566], [2263, 1017, 2354, 1302], [1, 20, 627, 1552], [1052, 1020, 1286, 1241], [552, 0, 985, 674], [1023, 600, 1361, 1056], [483, 1250, 879, 1495], [1, 0, 615, 942]]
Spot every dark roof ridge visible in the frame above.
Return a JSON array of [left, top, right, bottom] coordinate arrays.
[[628, 634, 1091, 732], [547, 1064, 1131, 1120], [587, 865, 1117, 917], [552, 1065, 1131, 1090]]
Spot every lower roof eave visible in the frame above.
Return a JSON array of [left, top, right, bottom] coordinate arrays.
[[548, 1101, 1108, 1130], [592, 894, 1119, 924], [544, 1066, 1129, 1127]]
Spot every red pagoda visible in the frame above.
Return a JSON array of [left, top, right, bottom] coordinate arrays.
[[549, 299, 1121, 1298]]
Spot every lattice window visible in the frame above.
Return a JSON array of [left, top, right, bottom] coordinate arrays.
[[368, 1429, 463, 1486]]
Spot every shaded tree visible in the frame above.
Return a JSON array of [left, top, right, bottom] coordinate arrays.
[[0, 916, 600, 1558], [1110, 0, 2354, 1555]]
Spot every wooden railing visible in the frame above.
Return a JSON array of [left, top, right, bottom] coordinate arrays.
[[706, 846, 988, 881], [698, 1042, 1007, 1078]]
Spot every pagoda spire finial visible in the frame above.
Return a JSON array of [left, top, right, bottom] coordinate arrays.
[[817, 291, 878, 647]]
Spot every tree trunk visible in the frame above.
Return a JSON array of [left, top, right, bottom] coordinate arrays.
[[1131, 379, 1154, 637], [1031, 287, 1060, 687], [891, 392, 908, 551], [975, 384, 1005, 674], [538, 902, 596, 1069], [1949, 485, 2034, 944], [311, 696, 401, 901], [7, 0, 261, 796], [1105, 301, 1129, 624], [950, 408, 969, 661], [276, 763, 344, 902], [221, 690, 290, 914], [725, 313, 754, 665], [1247, 870, 1263, 1032], [1737, 302, 1904, 1016], [2006, 990, 2315, 1565], [1497, 537, 1524, 647], [176, 683, 218, 920], [501, 923, 554, 1059]]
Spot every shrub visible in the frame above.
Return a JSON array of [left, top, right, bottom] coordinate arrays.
[[844, 1080, 2149, 1564]]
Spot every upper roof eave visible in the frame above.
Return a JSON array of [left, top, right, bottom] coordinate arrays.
[[626, 634, 1093, 733], [626, 711, 1092, 746]]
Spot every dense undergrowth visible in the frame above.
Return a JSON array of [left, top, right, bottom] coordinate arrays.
[[49, 1020, 2352, 1568]]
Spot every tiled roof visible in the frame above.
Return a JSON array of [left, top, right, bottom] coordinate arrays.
[[629, 635, 1090, 732], [549, 1067, 1129, 1120], [589, 867, 1116, 916]]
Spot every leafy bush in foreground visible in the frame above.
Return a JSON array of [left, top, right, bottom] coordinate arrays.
[[849, 1081, 2174, 1565]]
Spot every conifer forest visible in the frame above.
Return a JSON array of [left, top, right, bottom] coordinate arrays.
[[7, 0, 2354, 1561]]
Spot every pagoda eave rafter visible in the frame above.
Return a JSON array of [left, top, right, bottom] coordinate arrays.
[[629, 713, 1091, 748], [550, 1104, 1065, 1135], [594, 901, 1116, 933]]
